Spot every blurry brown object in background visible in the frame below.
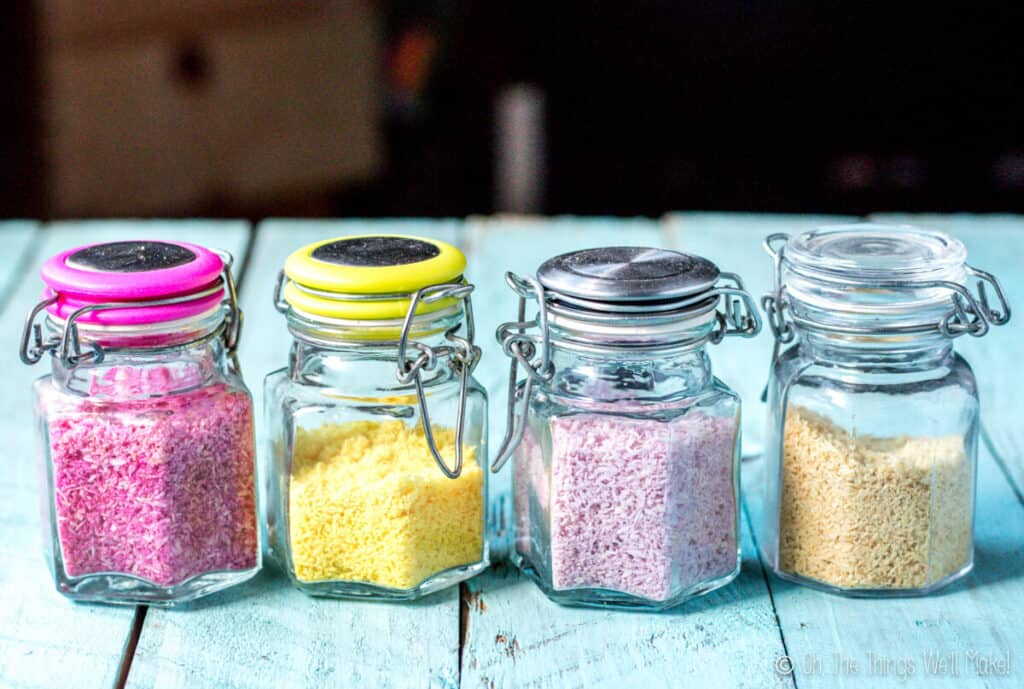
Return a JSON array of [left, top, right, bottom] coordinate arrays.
[[38, 0, 381, 217]]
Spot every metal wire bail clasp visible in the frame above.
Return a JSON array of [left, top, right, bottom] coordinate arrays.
[[709, 272, 763, 343], [19, 249, 243, 370], [19, 295, 60, 365], [760, 233, 794, 401], [491, 272, 553, 473], [396, 281, 480, 479], [943, 265, 1011, 336], [212, 249, 243, 357], [760, 233, 794, 346]]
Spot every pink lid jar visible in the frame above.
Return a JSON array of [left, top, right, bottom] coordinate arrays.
[[21, 240, 260, 605]]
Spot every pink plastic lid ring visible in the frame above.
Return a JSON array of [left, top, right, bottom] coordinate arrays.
[[41, 240, 227, 327]]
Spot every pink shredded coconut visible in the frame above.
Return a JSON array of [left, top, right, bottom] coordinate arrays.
[[534, 411, 738, 601], [45, 380, 258, 587]]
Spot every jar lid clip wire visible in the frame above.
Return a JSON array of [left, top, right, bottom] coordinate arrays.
[[760, 232, 1011, 400], [20, 249, 243, 372], [492, 273, 554, 473], [491, 269, 762, 472], [275, 271, 481, 480]]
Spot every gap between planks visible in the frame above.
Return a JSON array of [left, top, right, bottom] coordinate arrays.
[[667, 212, 796, 688], [114, 607, 149, 689], [113, 221, 258, 689], [983, 428, 1024, 510], [742, 502, 798, 689], [232, 223, 261, 294]]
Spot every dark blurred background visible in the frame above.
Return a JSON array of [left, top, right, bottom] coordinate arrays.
[[3, 1, 1023, 219]]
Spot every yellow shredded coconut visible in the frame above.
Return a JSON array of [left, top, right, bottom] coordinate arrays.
[[288, 420, 484, 589], [779, 406, 972, 589]]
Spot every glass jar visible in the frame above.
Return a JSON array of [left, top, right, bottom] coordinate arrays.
[[21, 241, 260, 605], [760, 224, 1011, 596], [266, 235, 488, 600], [492, 247, 761, 610]]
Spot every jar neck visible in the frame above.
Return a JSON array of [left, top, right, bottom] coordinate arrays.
[[285, 305, 463, 346], [796, 328, 955, 370], [545, 338, 714, 402], [284, 305, 465, 385], [53, 336, 228, 398], [289, 329, 455, 391]]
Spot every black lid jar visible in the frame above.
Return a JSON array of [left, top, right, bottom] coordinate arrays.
[[265, 234, 489, 600], [21, 240, 259, 605]]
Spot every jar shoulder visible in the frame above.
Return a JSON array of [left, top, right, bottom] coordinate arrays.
[[776, 345, 977, 393], [264, 366, 486, 424], [265, 364, 485, 397], [771, 348, 978, 439], [35, 368, 252, 413], [532, 376, 738, 420]]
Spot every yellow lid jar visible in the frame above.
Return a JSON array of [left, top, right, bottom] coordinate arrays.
[[266, 235, 488, 599]]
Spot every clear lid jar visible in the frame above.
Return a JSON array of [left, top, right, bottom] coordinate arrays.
[[760, 224, 1011, 596], [21, 241, 259, 605], [492, 247, 761, 610], [266, 235, 488, 600]]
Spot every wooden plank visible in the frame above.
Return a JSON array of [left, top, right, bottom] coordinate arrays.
[[685, 214, 1024, 689], [461, 217, 793, 689], [0, 221, 249, 689], [743, 442, 1024, 689], [870, 214, 1024, 502], [463, 524, 792, 689], [0, 222, 37, 304], [663, 212, 858, 457], [127, 220, 465, 689]]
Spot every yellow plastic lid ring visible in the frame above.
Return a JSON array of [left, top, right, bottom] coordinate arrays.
[[282, 280, 462, 321], [283, 235, 467, 320]]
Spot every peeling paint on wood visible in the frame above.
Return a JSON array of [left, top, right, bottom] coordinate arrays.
[[126, 220, 463, 689], [460, 217, 792, 689], [4, 215, 1024, 689], [0, 221, 248, 689]]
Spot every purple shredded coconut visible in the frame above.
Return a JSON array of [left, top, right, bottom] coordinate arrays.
[[45, 380, 258, 587], [519, 411, 738, 601], [514, 423, 548, 557]]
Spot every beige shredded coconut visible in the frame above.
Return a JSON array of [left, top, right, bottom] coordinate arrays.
[[779, 406, 972, 589]]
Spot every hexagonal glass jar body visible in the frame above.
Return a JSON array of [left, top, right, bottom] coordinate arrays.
[[265, 310, 489, 600], [512, 332, 742, 610], [34, 313, 260, 606], [758, 224, 1010, 596], [761, 334, 979, 596]]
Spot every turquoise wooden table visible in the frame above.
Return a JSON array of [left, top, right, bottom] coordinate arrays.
[[0, 215, 1021, 689]]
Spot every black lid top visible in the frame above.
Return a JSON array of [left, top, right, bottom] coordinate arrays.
[[66, 241, 197, 273], [310, 236, 441, 267]]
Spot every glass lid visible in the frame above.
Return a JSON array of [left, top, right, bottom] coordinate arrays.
[[765, 223, 1010, 340], [785, 224, 968, 284]]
